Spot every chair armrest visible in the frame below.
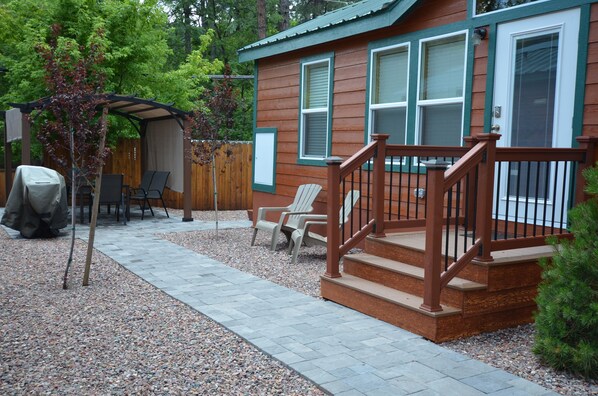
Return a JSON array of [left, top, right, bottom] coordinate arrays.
[[302, 220, 328, 234], [277, 209, 315, 229], [256, 206, 291, 221], [295, 213, 327, 229]]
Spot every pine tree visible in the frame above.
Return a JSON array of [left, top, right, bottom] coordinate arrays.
[[533, 165, 598, 379]]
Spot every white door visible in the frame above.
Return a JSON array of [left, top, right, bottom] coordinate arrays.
[[492, 8, 580, 228]]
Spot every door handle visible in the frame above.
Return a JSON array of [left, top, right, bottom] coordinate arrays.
[[491, 124, 501, 132]]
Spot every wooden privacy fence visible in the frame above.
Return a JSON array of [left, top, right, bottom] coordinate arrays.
[[1, 139, 253, 210]]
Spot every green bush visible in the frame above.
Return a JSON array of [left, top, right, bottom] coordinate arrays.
[[534, 165, 598, 379]]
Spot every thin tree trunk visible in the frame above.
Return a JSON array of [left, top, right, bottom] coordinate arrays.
[[63, 127, 77, 290], [257, 0, 266, 39], [212, 153, 219, 237], [183, 2, 192, 55], [83, 107, 108, 286]]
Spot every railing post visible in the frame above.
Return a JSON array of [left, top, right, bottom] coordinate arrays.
[[420, 160, 449, 313], [372, 134, 389, 238], [574, 136, 598, 205], [475, 133, 501, 262], [325, 156, 343, 278], [463, 136, 478, 228]]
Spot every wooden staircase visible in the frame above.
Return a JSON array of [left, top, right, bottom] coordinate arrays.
[[320, 230, 553, 342]]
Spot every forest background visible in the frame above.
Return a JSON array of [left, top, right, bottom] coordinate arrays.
[[0, 0, 359, 162]]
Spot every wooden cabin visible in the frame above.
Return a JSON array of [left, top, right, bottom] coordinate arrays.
[[239, 0, 598, 342]]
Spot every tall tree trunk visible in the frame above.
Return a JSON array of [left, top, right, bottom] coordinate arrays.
[[278, 0, 290, 31], [183, 2, 192, 55], [257, 0, 266, 39]]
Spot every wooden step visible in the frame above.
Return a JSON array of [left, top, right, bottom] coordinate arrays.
[[321, 273, 536, 342], [343, 253, 485, 310], [365, 231, 553, 288], [343, 253, 538, 316]]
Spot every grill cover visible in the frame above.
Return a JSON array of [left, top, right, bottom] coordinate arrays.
[[1, 165, 68, 238]]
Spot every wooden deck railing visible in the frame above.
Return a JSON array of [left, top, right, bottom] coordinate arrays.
[[326, 133, 598, 311]]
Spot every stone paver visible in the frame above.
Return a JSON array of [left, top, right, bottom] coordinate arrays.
[[1, 209, 558, 395]]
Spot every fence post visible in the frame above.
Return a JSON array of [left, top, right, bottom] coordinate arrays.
[[420, 159, 449, 313], [372, 134, 388, 238], [574, 136, 598, 205], [475, 133, 501, 262], [325, 156, 343, 279]]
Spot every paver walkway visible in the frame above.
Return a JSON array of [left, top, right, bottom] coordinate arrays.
[[2, 210, 556, 395]]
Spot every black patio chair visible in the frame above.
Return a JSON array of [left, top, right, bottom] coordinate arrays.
[[89, 174, 125, 222], [129, 170, 170, 219]]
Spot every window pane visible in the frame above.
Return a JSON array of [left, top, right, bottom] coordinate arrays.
[[420, 35, 465, 100], [420, 103, 462, 146], [476, 0, 540, 15], [304, 112, 327, 156], [511, 33, 558, 148], [305, 63, 329, 109], [372, 107, 406, 144], [374, 48, 408, 104]]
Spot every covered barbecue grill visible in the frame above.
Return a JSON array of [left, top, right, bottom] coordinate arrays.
[[1, 165, 68, 238]]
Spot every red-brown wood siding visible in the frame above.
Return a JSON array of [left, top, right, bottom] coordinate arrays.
[[253, 0, 598, 217], [585, 3, 598, 137]]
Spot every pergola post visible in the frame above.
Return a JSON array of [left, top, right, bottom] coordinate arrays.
[[182, 118, 193, 222], [21, 112, 30, 165], [2, 112, 12, 200]]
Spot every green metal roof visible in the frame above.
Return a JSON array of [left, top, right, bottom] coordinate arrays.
[[238, 0, 419, 62]]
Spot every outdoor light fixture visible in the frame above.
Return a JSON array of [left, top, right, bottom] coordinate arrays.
[[472, 27, 487, 46]]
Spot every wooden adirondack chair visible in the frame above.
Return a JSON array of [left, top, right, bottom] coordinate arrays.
[[288, 190, 360, 264], [251, 183, 322, 250]]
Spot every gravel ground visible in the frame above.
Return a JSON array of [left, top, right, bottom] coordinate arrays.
[[2, 209, 596, 395], [0, 213, 325, 395], [163, 209, 598, 396]]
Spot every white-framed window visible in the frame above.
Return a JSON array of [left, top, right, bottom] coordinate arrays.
[[416, 32, 467, 146], [299, 57, 332, 160], [474, 0, 546, 16], [369, 44, 410, 145]]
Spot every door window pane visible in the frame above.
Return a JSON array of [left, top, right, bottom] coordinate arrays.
[[420, 104, 463, 146], [420, 36, 465, 100], [511, 33, 558, 148], [372, 107, 406, 144]]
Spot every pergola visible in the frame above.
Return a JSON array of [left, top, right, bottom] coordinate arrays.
[[3, 94, 194, 221]]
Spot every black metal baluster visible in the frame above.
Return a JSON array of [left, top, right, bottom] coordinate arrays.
[[514, 161, 521, 238], [524, 161, 531, 237], [551, 161, 559, 234], [559, 161, 568, 233], [494, 162, 502, 240], [533, 161, 541, 237], [389, 156, 394, 220]]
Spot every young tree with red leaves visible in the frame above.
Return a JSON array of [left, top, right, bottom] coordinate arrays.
[[185, 67, 238, 236], [34, 25, 110, 289]]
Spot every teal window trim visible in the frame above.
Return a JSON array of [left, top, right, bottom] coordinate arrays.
[[365, 27, 471, 153], [297, 52, 334, 166], [572, 3, 591, 147], [415, 31, 469, 146], [483, 23, 498, 133], [367, 41, 411, 147], [252, 127, 278, 193]]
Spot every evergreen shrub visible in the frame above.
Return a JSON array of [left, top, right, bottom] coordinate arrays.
[[533, 165, 598, 379]]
